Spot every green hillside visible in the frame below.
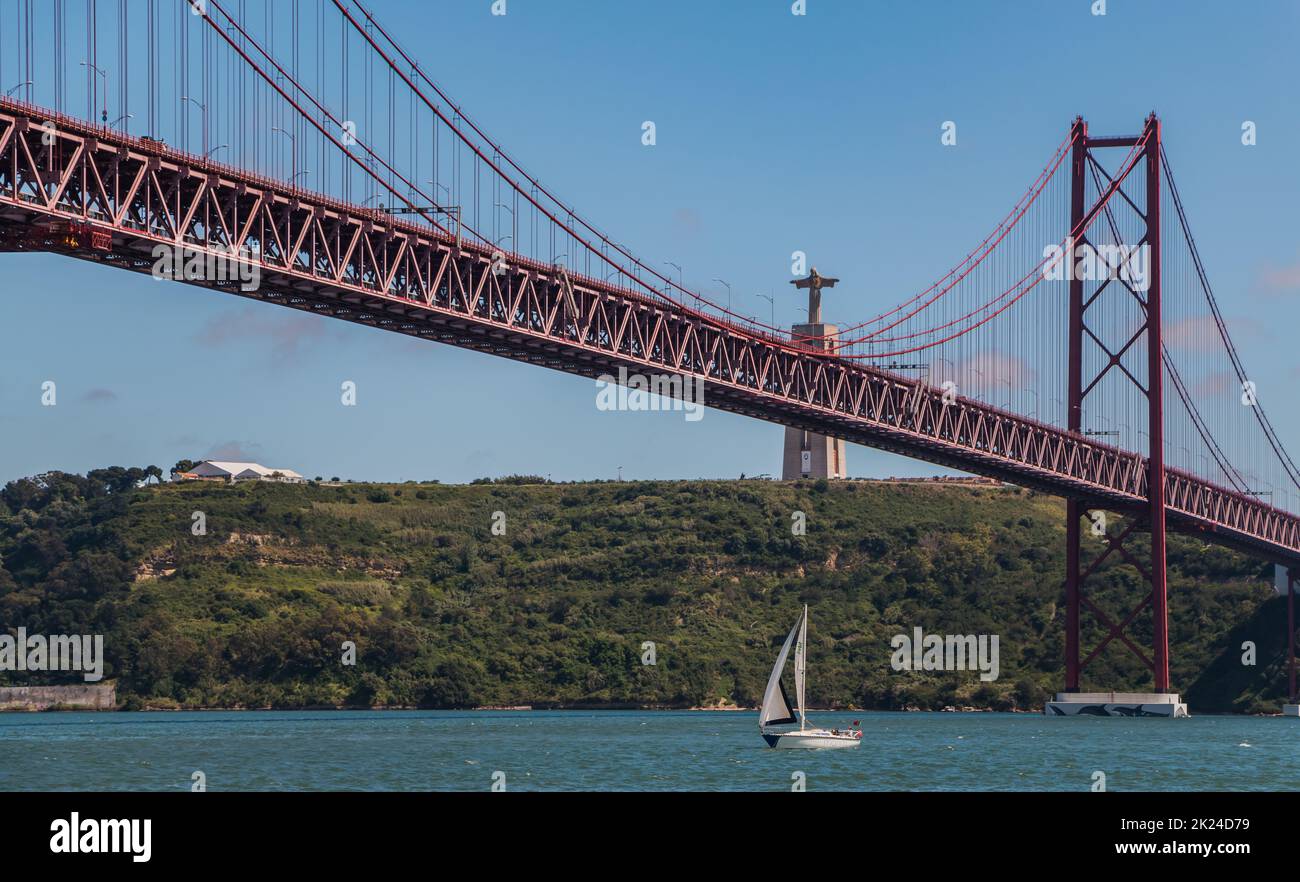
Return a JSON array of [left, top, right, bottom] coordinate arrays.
[[0, 469, 1287, 712]]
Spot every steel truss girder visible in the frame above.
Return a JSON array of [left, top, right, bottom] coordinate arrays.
[[0, 100, 1297, 568]]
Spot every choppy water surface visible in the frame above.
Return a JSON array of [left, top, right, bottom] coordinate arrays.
[[1, 710, 1294, 791]]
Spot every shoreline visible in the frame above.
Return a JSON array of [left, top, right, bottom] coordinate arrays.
[[0, 703, 1279, 716]]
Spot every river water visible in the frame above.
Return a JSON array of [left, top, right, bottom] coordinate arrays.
[[1, 709, 1292, 791]]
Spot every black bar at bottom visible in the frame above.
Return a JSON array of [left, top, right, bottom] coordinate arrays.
[[0, 791, 1278, 866]]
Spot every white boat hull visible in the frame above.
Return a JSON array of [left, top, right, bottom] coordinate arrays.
[[762, 728, 861, 750]]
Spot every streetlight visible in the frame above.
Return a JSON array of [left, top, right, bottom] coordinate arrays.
[[665, 261, 689, 306], [271, 126, 296, 180], [713, 278, 732, 311], [494, 202, 517, 258], [757, 293, 775, 328], [107, 112, 134, 130], [289, 170, 311, 187], [935, 357, 956, 387], [181, 95, 207, 154], [81, 62, 109, 125], [425, 181, 463, 248], [5, 80, 32, 98], [205, 143, 230, 159], [1051, 396, 1076, 429], [1024, 387, 1040, 420]]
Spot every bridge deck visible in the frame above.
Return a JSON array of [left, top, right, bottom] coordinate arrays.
[[2, 98, 1296, 565]]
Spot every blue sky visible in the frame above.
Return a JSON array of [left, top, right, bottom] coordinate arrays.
[[2, 0, 1299, 485]]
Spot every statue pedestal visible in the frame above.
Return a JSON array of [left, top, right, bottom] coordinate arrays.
[[782, 323, 847, 480]]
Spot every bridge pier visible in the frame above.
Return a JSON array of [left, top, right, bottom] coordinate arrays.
[[1045, 692, 1187, 718], [1284, 568, 1298, 717]]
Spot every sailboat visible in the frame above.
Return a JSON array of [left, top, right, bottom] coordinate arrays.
[[759, 605, 862, 749]]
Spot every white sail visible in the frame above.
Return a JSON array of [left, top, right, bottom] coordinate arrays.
[[759, 606, 862, 749], [758, 615, 801, 728], [795, 604, 807, 728]]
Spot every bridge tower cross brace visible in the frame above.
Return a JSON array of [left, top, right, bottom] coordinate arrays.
[[1063, 114, 1170, 694]]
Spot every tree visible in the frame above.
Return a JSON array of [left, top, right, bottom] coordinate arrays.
[[87, 467, 146, 494], [145, 465, 163, 485], [419, 660, 485, 708]]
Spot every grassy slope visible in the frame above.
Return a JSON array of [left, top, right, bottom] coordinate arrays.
[[11, 477, 1269, 713]]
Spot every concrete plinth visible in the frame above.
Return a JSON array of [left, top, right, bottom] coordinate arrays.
[[1044, 692, 1188, 718], [781, 322, 847, 480], [1283, 704, 1300, 717]]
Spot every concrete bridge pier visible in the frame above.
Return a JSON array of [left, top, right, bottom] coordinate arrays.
[[1282, 566, 1299, 717]]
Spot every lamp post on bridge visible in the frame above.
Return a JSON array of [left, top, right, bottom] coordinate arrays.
[[427, 182, 464, 249], [272, 126, 296, 183], [713, 278, 732, 312], [495, 202, 516, 253], [665, 261, 686, 305], [81, 62, 108, 126], [1023, 387, 1040, 420], [936, 357, 957, 392], [181, 95, 207, 156]]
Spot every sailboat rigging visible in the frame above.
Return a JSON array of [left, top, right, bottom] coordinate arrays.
[[758, 605, 862, 749]]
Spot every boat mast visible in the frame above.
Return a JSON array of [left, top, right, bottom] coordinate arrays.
[[797, 605, 808, 731]]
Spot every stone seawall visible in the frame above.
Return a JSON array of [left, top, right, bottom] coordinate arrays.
[[0, 683, 116, 710]]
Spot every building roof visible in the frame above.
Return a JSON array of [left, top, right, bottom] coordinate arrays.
[[191, 461, 304, 479]]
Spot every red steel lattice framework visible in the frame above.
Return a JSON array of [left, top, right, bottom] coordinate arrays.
[[1064, 115, 1172, 692]]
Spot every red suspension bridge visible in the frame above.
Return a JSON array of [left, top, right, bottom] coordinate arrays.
[[1, 0, 1297, 706]]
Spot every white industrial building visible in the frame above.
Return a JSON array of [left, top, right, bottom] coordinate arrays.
[[182, 461, 307, 484]]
